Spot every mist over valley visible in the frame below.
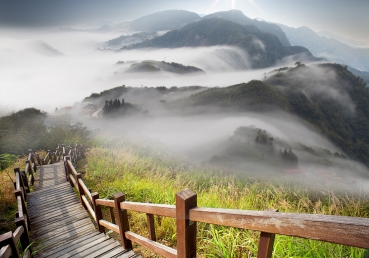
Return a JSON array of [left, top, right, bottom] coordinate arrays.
[[1, 6, 369, 193]]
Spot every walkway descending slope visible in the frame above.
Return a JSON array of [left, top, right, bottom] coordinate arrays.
[[27, 162, 140, 258]]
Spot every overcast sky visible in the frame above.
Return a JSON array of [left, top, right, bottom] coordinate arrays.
[[0, 0, 368, 43]]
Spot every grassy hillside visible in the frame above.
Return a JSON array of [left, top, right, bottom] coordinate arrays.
[[79, 135, 369, 257]]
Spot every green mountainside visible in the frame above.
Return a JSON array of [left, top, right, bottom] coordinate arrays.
[[203, 10, 291, 46], [125, 18, 321, 68], [171, 64, 369, 166]]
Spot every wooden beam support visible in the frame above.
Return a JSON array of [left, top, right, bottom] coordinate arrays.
[[92, 192, 105, 233], [114, 192, 132, 249], [176, 189, 197, 258]]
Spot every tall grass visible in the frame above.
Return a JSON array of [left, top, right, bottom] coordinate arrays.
[[80, 135, 369, 257]]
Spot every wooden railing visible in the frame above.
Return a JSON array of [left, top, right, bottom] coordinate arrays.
[[0, 143, 84, 258], [0, 149, 40, 258], [62, 149, 369, 258]]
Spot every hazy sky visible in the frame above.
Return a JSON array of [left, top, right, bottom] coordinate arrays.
[[0, 0, 368, 43]]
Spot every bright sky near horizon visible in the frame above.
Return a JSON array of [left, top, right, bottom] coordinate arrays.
[[0, 0, 368, 44]]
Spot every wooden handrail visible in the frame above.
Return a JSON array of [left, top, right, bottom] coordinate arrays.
[[78, 178, 93, 203], [121, 202, 176, 218], [189, 207, 369, 249], [99, 220, 119, 233], [0, 244, 12, 258], [125, 231, 177, 258]]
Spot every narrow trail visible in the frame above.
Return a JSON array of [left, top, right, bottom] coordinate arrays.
[[28, 162, 140, 258]]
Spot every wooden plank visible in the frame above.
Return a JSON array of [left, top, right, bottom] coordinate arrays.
[[30, 213, 89, 235], [83, 241, 121, 258], [79, 179, 93, 203], [97, 247, 134, 258], [96, 198, 115, 208], [37, 224, 96, 251], [12, 226, 24, 243], [28, 191, 76, 202], [82, 195, 96, 222], [28, 185, 74, 196], [40, 233, 107, 258], [257, 232, 275, 258], [189, 208, 369, 249], [30, 208, 86, 226], [121, 202, 176, 218], [0, 245, 12, 258], [146, 214, 156, 241], [27, 183, 71, 195], [32, 218, 93, 240], [114, 193, 132, 249], [99, 219, 120, 234], [125, 231, 177, 258], [57, 238, 116, 258], [29, 203, 84, 219], [28, 194, 78, 209]]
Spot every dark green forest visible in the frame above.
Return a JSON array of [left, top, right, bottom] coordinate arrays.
[[0, 108, 90, 157]]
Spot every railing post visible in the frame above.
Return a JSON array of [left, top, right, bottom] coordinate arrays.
[[15, 217, 32, 254], [0, 232, 20, 258], [176, 189, 197, 258], [92, 192, 105, 233], [26, 160, 35, 186], [114, 193, 132, 249], [109, 207, 116, 224], [64, 156, 73, 186], [20, 170, 30, 194], [47, 150, 52, 164], [146, 214, 156, 241], [14, 190, 30, 231], [76, 173, 87, 209], [14, 168, 25, 201], [257, 210, 278, 258]]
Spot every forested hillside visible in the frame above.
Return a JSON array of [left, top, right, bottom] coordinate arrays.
[[0, 108, 90, 156], [171, 64, 369, 166]]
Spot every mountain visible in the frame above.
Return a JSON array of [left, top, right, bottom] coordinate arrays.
[[171, 64, 369, 166], [203, 10, 291, 46], [278, 24, 369, 71], [129, 10, 201, 32], [105, 32, 159, 48], [125, 18, 321, 69], [348, 66, 369, 86], [122, 60, 205, 74], [317, 31, 369, 48]]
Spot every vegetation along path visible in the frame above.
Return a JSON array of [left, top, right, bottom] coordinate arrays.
[[28, 162, 140, 258]]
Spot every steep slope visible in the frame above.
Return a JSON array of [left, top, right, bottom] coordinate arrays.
[[278, 24, 369, 71], [129, 10, 201, 31], [172, 64, 369, 166], [203, 10, 291, 46], [126, 18, 320, 68]]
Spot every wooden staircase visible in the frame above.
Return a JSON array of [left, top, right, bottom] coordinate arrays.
[[28, 162, 140, 258]]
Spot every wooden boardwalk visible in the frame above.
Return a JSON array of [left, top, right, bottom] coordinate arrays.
[[28, 162, 140, 258]]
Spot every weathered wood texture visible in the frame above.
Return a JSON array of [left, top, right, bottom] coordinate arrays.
[[28, 162, 140, 258]]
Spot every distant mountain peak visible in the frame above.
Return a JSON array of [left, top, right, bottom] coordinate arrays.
[[203, 9, 290, 46]]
